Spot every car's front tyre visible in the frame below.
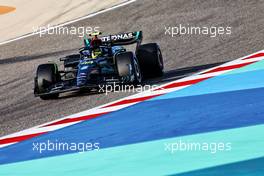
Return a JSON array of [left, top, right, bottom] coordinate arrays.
[[115, 51, 142, 84], [34, 63, 60, 100]]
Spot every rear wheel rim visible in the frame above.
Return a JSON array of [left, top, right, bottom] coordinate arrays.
[[134, 58, 142, 83], [157, 48, 163, 68]]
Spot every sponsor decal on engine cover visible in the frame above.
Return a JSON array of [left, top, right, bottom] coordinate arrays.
[[101, 32, 133, 42]]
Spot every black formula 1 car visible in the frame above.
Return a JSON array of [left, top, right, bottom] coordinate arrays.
[[34, 31, 164, 100]]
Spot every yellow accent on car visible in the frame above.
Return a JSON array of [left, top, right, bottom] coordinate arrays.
[[90, 31, 102, 36], [92, 50, 102, 59]]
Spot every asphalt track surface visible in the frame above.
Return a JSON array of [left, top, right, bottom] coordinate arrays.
[[1, 0, 264, 137]]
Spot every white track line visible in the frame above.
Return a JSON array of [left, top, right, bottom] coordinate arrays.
[[0, 0, 137, 46]]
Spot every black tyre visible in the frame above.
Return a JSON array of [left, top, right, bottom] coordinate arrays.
[[115, 52, 142, 84], [35, 63, 60, 100], [136, 43, 164, 78]]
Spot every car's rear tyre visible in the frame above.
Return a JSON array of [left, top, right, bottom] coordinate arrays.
[[35, 63, 60, 100], [136, 43, 164, 78], [115, 51, 142, 84]]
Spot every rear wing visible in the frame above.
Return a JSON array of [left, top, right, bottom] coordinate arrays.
[[100, 31, 142, 47]]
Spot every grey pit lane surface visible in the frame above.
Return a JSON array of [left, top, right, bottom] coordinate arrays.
[[0, 0, 264, 137]]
